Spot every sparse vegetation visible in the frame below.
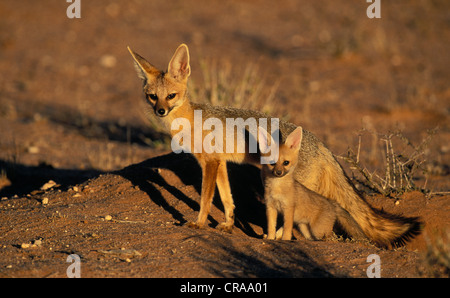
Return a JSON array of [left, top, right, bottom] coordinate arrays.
[[189, 58, 282, 116], [339, 128, 438, 197]]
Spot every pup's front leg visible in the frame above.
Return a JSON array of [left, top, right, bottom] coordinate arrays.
[[266, 203, 278, 240]]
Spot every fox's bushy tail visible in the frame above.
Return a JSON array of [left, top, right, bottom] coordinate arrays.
[[334, 205, 367, 241], [313, 149, 422, 248]]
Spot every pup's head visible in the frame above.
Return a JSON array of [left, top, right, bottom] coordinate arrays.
[[258, 126, 303, 178], [128, 44, 191, 117]]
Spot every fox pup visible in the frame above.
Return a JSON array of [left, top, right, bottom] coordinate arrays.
[[259, 127, 367, 241], [128, 43, 421, 247]]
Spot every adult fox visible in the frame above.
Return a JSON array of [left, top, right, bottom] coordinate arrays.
[[128, 43, 421, 247]]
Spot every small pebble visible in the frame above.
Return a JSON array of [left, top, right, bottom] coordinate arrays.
[[27, 146, 40, 154], [104, 215, 112, 221], [21, 243, 30, 249], [41, 180, 57, 191], [100, 55, 117, 68], [41, 197, 49, 205]]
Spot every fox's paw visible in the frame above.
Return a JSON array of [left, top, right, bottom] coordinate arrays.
[[186, 221, 204, 229], [265, 234, 276, 240], [275, 227, 284, 240], [216, 222, 233, 234]]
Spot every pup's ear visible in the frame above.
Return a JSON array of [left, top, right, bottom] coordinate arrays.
[[285, 127, 303, 151], [127, 46, 160, 81], [167, 44, 191, 81]]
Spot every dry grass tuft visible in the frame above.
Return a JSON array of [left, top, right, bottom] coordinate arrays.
[[189, 58, 282, 116], [339, 128, 439, 197]]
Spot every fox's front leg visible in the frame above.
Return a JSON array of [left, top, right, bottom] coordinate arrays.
[[215, 161, 235, 233], [266, 203, 278, 240], [187, 159, 219, 229]]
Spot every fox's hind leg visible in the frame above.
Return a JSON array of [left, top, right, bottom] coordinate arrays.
[[309, 216, 335, 240], [215, 161, 235, 233], [275, 227, 284, 240], [298, 223, 316, 241]]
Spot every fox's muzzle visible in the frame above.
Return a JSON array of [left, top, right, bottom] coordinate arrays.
[[272, 168, 285, 177], [154, 105, 173, 117], [156, 108, 167, 117]]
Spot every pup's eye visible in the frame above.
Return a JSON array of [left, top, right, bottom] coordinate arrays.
[[147, 94, 158, 100], [166, 93, 177, 100], [283, 161, 290, 166]]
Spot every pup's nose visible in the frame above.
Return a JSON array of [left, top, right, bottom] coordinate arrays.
[[274, 170, 283, 177]]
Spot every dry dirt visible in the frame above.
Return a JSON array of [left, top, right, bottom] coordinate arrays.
[[0, 0, 449, 278]]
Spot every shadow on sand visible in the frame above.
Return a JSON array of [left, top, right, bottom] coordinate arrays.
[[117, 152, 267, 238]]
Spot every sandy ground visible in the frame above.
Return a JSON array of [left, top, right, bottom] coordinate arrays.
[[0, 0, 449, 278]]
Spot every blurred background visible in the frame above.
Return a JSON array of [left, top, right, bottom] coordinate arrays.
[[0, 0, 449, 195]]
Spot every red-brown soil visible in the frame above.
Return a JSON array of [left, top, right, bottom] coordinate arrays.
[[0, 0, 448, 278]]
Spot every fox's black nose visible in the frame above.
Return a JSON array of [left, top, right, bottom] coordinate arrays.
[[157, 108, 166, 116], [274, 170, 283, 177]]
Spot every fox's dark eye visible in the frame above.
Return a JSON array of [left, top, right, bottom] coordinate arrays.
[[283, 161, 290, 166], [147, 94, 158, 101], [166, 93, 177, 100]]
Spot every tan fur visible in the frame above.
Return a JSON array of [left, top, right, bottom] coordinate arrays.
[[128, 44, 421, 246], [306, 160, 419, 247], [259, 127, 367, 241]]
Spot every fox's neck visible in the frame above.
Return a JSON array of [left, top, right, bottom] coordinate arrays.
[[162, 97, 195, 135]]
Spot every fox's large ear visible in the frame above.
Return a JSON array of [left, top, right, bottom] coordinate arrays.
[[258, 126, 269, 153], [258, 126, 276, 153], [127, 46, 160, 81], [168, 44, 191, 81], [285, 127, 303, 151]]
